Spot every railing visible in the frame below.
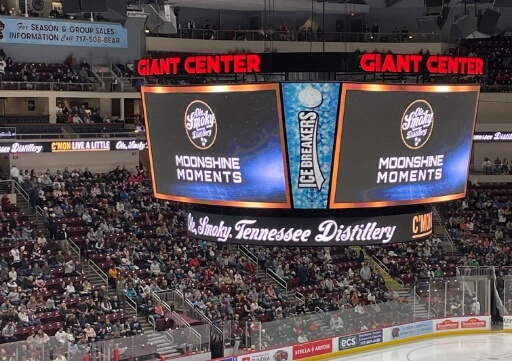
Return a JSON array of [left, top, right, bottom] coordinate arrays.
[[237, 244, 259, 271], [177, 289, 223, 336], [221, 275, 492, 354], [432, 205, 456, 254], [0, 334, 155, 361], [0, 81, 101, 92], [125, 292, 139, 317], [12, 131, 145, 140], [172, 311, 203, 351], [0, 179, 43, 222], [87, 259, 109, 288], [151, 29, 443, 43], [370, 252, 405, 288], [266, 268, 288, 292], [67, 237, 82, 261]]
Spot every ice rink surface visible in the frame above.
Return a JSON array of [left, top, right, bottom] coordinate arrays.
[[330, 334, 512, 361]]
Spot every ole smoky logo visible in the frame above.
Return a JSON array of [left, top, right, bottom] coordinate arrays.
[[400, 99, 434, 150], [184, 100, 217, 150]]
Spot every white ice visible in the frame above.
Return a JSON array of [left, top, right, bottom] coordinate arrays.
[[329, 334, 512, 361]]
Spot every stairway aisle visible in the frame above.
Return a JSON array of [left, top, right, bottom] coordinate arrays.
[[232, 244, 300, 306], [351, 246, 430, 319], [350, 246, 402, 291], [10, 184, 182, 359]]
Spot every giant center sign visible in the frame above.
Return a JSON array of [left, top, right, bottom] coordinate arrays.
[[187, 207, 433, 246], [359, 53, 485, 75]]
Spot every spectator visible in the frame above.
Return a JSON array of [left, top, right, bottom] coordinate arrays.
[[2, 322, 16, 342]]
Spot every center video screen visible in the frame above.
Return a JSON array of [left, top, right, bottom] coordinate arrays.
[[142, 84, 290, 208], [330, 83, 480, 208]]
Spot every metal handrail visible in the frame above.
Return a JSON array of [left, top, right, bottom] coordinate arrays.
[[237, 245, 259, 271], [0, 178, 41, 220], [432, 206, 456, 254], [371, 253, 405, 288], [295, 291, 306, 305], [0, 81, 101, 92], [87, 259, 109, 288], [109, 63, 123, 92], [266, 268, 288, 292], [164, 330, 175, 346], [67, 237, 82, 261], [7, 131, 144, 140], [175, 289, 222, 336], [124, 293, 139, 317], [151, 29, 443, 43], [172, 310, 202, 350]]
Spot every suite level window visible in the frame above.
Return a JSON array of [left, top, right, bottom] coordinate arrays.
[[51, 2, 62, 11]]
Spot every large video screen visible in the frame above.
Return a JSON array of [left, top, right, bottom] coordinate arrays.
[[330, 84, 480, 209], [142, 84, 290, 208]]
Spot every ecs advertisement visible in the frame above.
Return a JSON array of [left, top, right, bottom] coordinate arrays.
[[281, 83, 340, 209], [330, 84, 479, 208], [142, 84, 290, 208]]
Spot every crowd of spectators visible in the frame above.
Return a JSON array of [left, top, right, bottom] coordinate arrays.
[[7, 162, 426, 351], [0, 51, 96, 91], [481, 156, 511, 175], [178, 19, 414, 43], [2, 158, 502, 355], [458, 35, 512, 92], [56, 104, 107, 125]]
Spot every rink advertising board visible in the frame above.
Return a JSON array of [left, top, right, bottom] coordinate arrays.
[[292, 339, 333, 359], [142, 83, 479, 209], [217, 316, 491, 361]]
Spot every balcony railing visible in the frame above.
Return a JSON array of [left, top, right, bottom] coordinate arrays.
[[150, 29, 443, 43], [0, 81, 101, 92]]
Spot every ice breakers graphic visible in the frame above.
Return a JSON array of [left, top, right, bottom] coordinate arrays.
[[298, 86, 323, 108], [297, 111, 324, 190]]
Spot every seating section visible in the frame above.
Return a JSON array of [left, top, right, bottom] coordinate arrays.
[[8, 123, 62, 136], [16, 160, 502, 352], [458, 36, 512, 91], [0, 116, 50, 125], [68, 123, 125, 133]]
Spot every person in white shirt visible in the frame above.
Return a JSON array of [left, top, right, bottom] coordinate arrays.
[[72, 114, 82, 124], [149, 261, 162, 276], [10, 248, 20, 264], [55, 327, 67, 343], [65, 283, 75, 298], [0, 57, 6, 75], [8, 267, 16, 281], [330, 314, 343, 332], [116, 202, 124, 214], [471, 298, 481, 315], [297, 334, 308, 343], [10, 165, 20, 182]]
